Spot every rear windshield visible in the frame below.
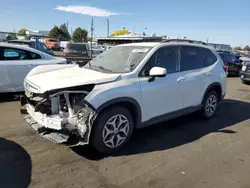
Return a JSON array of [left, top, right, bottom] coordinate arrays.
[[67, 43, 87, 51]]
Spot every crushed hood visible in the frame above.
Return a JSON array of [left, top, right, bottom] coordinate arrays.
[[25, 64, 120, 93]]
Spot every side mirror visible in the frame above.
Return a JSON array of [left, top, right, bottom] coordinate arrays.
[[148, 67, 167, 82]]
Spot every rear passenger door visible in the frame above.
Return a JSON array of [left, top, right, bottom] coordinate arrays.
[[179, 46, 208, 109]]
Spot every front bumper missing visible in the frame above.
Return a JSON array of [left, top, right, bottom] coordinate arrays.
[[24, 114, 70, 144], [21, 95, 97, 147]]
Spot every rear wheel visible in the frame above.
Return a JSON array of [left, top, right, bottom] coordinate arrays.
[[201, 90, 218, 119], [91, 107, 134, 153]]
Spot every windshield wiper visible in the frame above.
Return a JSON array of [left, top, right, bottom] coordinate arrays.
[[92, 65, 113, 72]]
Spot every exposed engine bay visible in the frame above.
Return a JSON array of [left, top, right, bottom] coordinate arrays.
[[21, 85, 97, 146]]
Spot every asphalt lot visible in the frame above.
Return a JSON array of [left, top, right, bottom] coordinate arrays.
[[1, 77, 250, 188]]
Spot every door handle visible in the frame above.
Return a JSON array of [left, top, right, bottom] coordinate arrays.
[[205, 72, 211, 76], [177, 77, 185, 82]]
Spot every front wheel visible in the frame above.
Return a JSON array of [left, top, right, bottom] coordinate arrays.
[[241, 80, 250, 85], [201, 91, 219, 119], [91, 107, 134, 153]]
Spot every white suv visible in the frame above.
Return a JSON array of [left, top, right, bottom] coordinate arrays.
[[21, 39, 227, 153]]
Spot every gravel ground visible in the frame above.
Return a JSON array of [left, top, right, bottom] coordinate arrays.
[[1, 77, 250, 188]]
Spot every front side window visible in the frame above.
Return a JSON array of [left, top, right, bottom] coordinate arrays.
[[3, 48, 30, 60], [180, 46, 205, 71], [85, 46, 152, 73], [140, 46, 180, 76], [1, 47, 41, 60]]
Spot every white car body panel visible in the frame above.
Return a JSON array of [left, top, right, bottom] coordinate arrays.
[[0, 43, 66, 92], [139, 72, 183, 122], [25, 65, 121, 93], [23, 42, 227, 146]]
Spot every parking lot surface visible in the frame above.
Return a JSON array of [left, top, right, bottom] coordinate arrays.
[[1, 77, 250, 188]]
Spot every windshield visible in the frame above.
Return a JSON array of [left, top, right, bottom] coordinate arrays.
[[85, 46, 152, 73]]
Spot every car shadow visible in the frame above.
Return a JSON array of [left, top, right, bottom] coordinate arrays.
[[73, 99, 250, 160], [0, 93, 23, 103], [0, 137, 32, 188]]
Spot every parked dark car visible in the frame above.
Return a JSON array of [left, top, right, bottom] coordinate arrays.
[[218, 51, 242, 76], [63, 43, 90, 57], [240, 62, 250, 84], [7, 40, 54, 56]]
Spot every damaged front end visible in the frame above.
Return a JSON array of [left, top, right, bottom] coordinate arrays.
[[21, 85, 97, 147]]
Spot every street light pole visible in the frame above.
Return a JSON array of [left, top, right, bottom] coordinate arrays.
[[90, 18, 94, 58], [106, 19, 109, 37]]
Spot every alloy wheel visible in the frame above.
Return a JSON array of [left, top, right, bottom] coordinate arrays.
[[102, 114, 130, 148], [205, 94, 217, 116]]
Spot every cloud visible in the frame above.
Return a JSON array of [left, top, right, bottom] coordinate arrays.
[[54, 5, 121, 17]]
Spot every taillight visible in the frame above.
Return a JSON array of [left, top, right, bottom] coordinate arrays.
[[223, 65, 228, 72]]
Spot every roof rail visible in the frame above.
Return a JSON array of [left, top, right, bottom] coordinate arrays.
[[216, 50, 232, 53], [161, 39, 207, 45]]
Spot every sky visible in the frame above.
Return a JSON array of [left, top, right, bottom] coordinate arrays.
[[0, 0, 249, 46]]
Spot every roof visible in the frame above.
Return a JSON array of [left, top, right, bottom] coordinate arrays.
[[8, 40, 34, 43], [97, 33, 162, 41], [118, 41, 214, 49], [119, 42, 160, 47]]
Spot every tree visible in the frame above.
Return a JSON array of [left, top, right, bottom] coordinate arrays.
[[49, 26, 61, 38], [59, 23, 70, 41], [6, 33, 17, 40], [233, 46, 242, 51], [243, 45, 250, 51], [18, 28, 27, 36], [110, 29, 129, 37], [87, 36, 93, 41], [72, 27, 88, 43]]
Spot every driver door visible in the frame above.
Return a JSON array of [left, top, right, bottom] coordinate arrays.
[[139, 46, 184, 123]]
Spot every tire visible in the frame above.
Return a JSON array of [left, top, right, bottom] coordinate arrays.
[[242, 80, 250, 85], [201, 90, 219, 119], [91, 106, 134, 153], [236, 69, 240, 77]]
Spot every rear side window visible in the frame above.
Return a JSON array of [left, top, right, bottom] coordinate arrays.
[[202, 48, 217, 66], [180, 46, 204, 71], [30, 52, 41, 59]]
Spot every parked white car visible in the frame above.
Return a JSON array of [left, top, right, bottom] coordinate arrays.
[[21, 39, 227, 153], [0, 43, 66, 92]]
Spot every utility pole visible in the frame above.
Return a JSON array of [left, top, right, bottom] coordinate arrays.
[[90, 18, 94, 58], [106, 19, 109, 37], [66, 22, 69, 32]]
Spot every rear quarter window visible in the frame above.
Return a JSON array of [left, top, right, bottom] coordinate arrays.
[[202, 48, 217, 66]]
